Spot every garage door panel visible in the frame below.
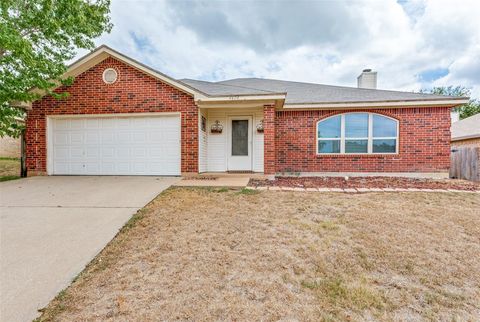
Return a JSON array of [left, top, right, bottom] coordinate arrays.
[[133, 162, 147, 172], [51, 115, 181, 176], [70, 162, 85, 173], [149, 148, 162, 157], [101, 118, 116, 129], [84, 162, 101, 173], [53, 162, 69, 174], [85, 147, 100, 158], [86, 132, 100, 144], [54, 120, 70, 130], [70, 119, 84, 129], [54, 133, 69, 145], [132, 118, 147, 127], [132, 132, 147, 143], [101, 132, 115, 144], [149, 131, 163, 142], [117, 132, 130, 143], [132, 147, 147, 157], [85, 119, 99, 129], [116, 162, 130, 173], [116, 118, 130, 128], [70, 132, 84, 144], [101, 147, 115, 158], [54, 147, 69, 159], [70, 148, 84, 158], [100, 162, 115, 173], [116, 147, 130, 158]]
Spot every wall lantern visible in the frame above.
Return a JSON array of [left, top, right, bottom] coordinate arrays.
[[210, 120, 223, 133], [256, 119, 264, 133]]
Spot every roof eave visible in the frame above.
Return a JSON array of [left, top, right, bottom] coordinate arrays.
[[282, 98, 469, 110], [196, 96, 285, 109], [451, 134, 480, 142], [196, 93, 286, 102]]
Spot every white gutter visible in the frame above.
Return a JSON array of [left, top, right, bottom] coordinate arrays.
[[451, 134, 480, 142], [196, 94, 286, 103], [283, 99, 470, 109]]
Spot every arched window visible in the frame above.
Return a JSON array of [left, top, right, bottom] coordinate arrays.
[[317, 113, 398, 154]]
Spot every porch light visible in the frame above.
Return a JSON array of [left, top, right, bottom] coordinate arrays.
[[256, 120, 264, 133], [210, 120, 223, 133]]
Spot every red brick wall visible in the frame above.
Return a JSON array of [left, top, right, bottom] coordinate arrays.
[[25, 57, 198, 175], [263, 104, 276, 174], [275, 107, 451, 173]]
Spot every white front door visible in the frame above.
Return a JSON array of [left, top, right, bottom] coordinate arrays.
[[227, 116, 252, 171]]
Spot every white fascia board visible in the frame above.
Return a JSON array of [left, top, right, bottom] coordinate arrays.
[[196, 94, 286, 103], [451, 134, 480, 142], [283, 99, 470, 109]]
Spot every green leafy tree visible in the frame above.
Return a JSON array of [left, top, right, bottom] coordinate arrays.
[[420, 86, 480, 120], [0, 0, 112, 137]]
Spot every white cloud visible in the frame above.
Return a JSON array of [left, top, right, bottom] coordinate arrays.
[[85, 0, 480, 98]]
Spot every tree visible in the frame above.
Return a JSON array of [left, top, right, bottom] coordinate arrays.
[[420, 86, 480, 120], [0, 0, 112, 137]]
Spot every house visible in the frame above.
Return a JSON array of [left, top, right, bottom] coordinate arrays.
[[450, 113, 480, 181], [24, 45, 468, 177], [451, 113, 480, 147]]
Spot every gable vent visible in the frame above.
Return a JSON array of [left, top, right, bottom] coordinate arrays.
[[102, 68, 118, 84]]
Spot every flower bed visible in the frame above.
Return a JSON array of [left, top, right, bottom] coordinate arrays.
[[249, 176, 480, 191]]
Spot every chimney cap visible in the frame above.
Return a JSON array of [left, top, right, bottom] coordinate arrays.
[[362, 69, 372, 73]]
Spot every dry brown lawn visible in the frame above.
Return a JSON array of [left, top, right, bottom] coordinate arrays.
[[37, 188, 480, 322]]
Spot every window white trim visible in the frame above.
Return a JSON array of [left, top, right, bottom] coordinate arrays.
[[316, 112, 399, 155]]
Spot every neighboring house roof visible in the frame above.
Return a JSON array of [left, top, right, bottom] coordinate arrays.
[[451, 113, 480, 141], [182, 77, 466, 107]]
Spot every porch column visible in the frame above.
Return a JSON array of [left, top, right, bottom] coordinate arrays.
[[263, 104, 276, 175]]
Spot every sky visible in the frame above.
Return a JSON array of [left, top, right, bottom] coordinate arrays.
[[84, 0, 480, 98]]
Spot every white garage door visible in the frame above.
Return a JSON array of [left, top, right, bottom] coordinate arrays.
[[50, 115, 181, 175]]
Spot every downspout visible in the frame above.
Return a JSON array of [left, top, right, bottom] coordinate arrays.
[[20, 129, 27, 177]]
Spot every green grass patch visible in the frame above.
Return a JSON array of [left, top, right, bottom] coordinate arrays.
[[34, 289, 70, 321], [236, 187, 260, 195], [0, 175, 20, 182], [301, 277, 386, 311]]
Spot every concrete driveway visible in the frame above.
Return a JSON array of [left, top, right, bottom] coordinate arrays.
[[0, 176, 179, 322]]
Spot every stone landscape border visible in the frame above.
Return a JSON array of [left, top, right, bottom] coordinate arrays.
[[245, 186, 480, 193]]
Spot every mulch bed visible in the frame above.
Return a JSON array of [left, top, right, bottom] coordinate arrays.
[[249, 176, 480, 191]]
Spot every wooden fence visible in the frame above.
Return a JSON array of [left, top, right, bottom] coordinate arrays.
[[450, 146, 480, 181]]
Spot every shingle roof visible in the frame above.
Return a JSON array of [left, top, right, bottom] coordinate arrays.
[[451, 113, 480, 141], [180, 77, 465, 104], [180, 79, 281, 96]]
